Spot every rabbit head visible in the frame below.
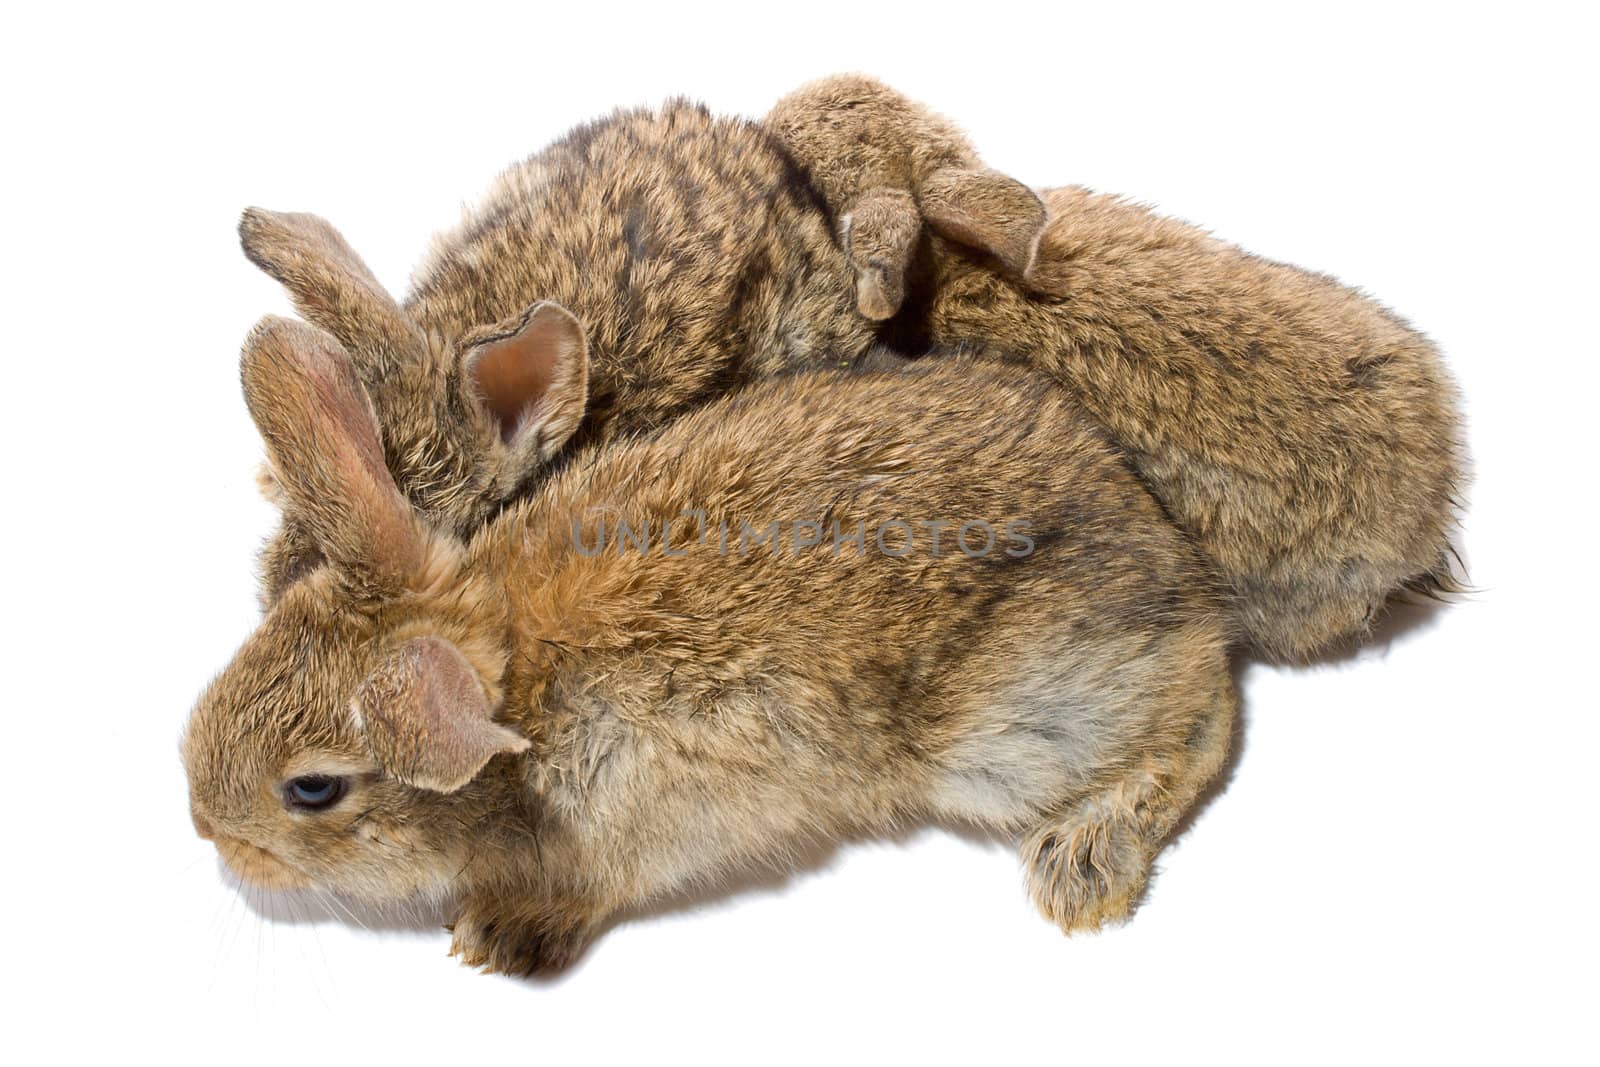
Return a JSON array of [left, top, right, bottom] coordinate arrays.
[[184, 317, 533, 903], [238, 209, 588, 604]]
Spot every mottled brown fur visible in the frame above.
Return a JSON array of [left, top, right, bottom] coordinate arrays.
[[766, 76, 1046, 316], [768, 75, 1466, 660], [244, 79, 1464, 662], [185, 327, 1235, 974], [242, 101, 876, 602]]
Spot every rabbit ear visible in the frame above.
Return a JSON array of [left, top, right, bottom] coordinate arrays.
[[916, 167, 1047, 278], [238, 208, 424, 377], [240, 316, 423, 583], [356, 636, 529, 793], [465, 300, 589, 463]]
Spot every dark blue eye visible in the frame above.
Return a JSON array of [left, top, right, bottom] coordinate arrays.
[[284, 774, 348, 812]]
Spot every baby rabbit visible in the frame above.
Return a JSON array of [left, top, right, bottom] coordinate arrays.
[[767, 75, 1466, 661], [240, 101, 877, 602], [185, 315, 1236, 975]]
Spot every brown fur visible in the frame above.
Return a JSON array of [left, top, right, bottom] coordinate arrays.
[[185, 327, 1236, 974], [241, 101, 876, 603], [767, 75, 1467, 660], [243, 79, 1464, 662], [767, 76, 1046, 316]]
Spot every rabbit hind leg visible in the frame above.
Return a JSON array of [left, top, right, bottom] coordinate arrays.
[[1020, 663, 1237, 934]]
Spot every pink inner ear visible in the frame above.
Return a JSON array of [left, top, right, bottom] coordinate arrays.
[[358, 637, 529, 794], [468, 303, 586, 446], [241, 316, 422, 581], [475, 336, 555, 443], [303, 341, 397, 486]]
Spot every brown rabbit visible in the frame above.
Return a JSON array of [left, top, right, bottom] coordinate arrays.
[[239, 101, 879, 602], [185, 316, 1235, 975], [767, 75, 1466, 661]]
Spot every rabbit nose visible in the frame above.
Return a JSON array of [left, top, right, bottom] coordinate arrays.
[[191, 805, 216, 841]]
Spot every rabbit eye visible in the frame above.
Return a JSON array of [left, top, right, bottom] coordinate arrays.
[[283, 774, 348, 812]]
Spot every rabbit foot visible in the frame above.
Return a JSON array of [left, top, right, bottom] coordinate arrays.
[[1021, 808, 1152, 934], [448, 897, 598, 976], [839, 169, 1048, 321], [842, 189, 921, 320]]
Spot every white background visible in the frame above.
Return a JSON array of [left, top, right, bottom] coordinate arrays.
[[5, 2, 1594, 1063]]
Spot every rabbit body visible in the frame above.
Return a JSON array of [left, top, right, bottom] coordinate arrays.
[[185, 323, 1234, 974], [768, 75, 1466, 660]]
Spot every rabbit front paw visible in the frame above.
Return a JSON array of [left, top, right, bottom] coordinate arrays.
[[842, 189, 922, 320], [448, 896, 599, 976], [841, 168, 1049, 320]]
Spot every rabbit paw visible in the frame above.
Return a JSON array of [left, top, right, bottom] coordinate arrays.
[[1022, 814, 1151, 934], [448, 899, 597, 976], [842, 189, 922, 320], [840, 168, 1048, 320]]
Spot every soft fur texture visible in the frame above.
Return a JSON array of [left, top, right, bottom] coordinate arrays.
[[240, 101, 878, 603], [185, 329, 1236, 974], [243, 77, 1465, 661], [766, 76, 1046, 318], [768, 75, 1467, 660], [197, 78, 1468, 970]]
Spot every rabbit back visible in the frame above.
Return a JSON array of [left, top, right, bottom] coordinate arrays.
[[407, 101, 874, 447], [918, 186, 1464, 659]]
